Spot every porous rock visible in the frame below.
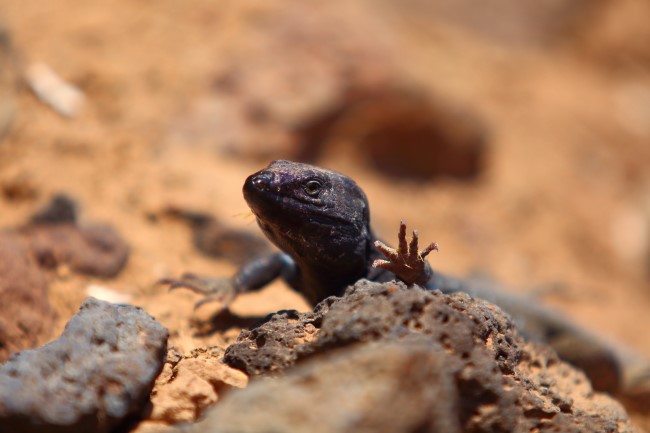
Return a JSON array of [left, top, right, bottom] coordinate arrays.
[[192, 339, 461, 433], [0, 232, 56, 361], [0, 297, 169, 433], [224, 309, 322, 376], [222, 280, 638, 433], [224, 279, 517, 377]]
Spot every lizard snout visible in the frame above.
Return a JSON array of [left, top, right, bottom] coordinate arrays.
[[245, 171, 273, 192], [243, 170, 276, 209]]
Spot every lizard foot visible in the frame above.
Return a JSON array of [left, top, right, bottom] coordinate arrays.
[[159, 272, 237, 310], [372, 220, 438, 286]]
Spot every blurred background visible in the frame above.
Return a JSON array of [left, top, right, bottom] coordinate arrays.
[[0, 0, 649, 421]]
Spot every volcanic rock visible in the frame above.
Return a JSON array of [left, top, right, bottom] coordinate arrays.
[[0, 297, 169, 433]]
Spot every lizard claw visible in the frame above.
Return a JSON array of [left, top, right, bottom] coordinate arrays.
[[159, 273, 237, 310], [372, 220, 438, 286]]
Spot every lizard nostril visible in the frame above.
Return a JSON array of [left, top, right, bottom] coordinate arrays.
[[251, 172, 273, 190], [252, 177, 265, 188]]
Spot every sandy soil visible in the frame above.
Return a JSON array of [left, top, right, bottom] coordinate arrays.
[[1, 0, 649, 429]]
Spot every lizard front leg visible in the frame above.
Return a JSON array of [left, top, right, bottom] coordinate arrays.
[[372, 220, 438, 286], [160, 252, 296, 310]]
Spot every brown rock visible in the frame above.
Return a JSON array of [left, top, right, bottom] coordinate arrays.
[[0, 232, 55, 362], [17, 194, 130, 278], [151, 347, 247, 424], [224, 309, 323, 376], [20, 223, 130, 278], [0, 195, 130, 361], [221, 280, 638, 433], [341, 90, 487, 180], [192, 340, 461, 433], [224, 280, 520, 377]]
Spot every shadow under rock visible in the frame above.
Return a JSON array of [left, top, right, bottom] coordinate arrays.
[[191, 308, 275, 336]]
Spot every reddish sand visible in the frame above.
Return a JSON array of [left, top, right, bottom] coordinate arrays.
[[1, 0, 649, 429]]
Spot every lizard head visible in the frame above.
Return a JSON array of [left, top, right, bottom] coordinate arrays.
[[243, 160, 371, 267]]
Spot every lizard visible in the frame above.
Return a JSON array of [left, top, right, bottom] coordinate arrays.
[[163, 159, 648, 398]]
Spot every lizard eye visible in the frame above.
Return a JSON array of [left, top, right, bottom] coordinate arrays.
[[303, 179, 323, 197]]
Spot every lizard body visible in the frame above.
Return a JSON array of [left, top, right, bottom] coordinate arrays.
[[167, 160, 642, 395]]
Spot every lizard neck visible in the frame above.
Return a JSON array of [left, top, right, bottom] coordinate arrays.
[[292, 237, 372, 304]]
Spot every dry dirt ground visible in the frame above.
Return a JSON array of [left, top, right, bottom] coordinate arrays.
[[1, 0, 650, 430]]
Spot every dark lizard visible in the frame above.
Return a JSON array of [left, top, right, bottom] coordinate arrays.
[[164, 160, 649, 398]]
